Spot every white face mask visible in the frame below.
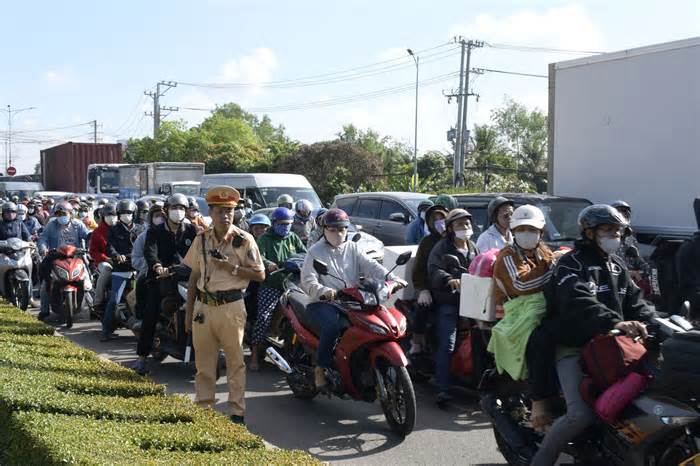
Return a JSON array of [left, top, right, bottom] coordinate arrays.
[[454, 228, 473, 240], [597, 235, 621, 255], [104, 215, 117, 226], [18, 213, 26, 221], [119, 213, 133, 225], [325, 230, 347, 247], [515, 231, 540, 250], [169, 208, 186, 223], [152, 216, 165, 226], [433, 219, 446, 234]]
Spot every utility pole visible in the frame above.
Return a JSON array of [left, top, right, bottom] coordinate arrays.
[[459, 40, 484, 187], [2, 105, 36, 172], [93, 120, 98, 144], [145, 81, 178, 138]]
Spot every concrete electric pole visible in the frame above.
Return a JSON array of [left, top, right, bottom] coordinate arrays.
[[145, 81, 179, 138]]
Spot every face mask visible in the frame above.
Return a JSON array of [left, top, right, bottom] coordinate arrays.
[[514, 231, 540, 250], [420, 211, 426, 221], [119, 214, 133, 225], [433, 219, 446, 235], [454, 228, 473, 240], [78, 211, 87, 219], [28, 208, 34, 214], [104, 215, 117, 226], [18, 213, 26, 221], [234, 209, 244, 222], [325, 230, 347, 247], [169, 208, 186, 223], [597, 235, 621, 255], [57, 215, 70, 225], [152, 216, 165, 226], [273, 223, 292, 237]]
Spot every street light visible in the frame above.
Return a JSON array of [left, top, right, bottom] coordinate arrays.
[[1, 105, 37, 173], [407, 49, 418, 193]]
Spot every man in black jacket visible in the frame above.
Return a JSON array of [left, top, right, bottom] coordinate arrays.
[[530, 204, 657, 466], [135, 193, 196, 375], [677, 198, 700, 321], [427, 208, 478, 406], [101, 200, 137, 342], [0, 202, 30, 242]]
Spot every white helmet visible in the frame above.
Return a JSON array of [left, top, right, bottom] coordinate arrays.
[[510, 205, 546, 230]]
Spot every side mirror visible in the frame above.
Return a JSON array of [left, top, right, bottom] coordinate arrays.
[[313, 259, 329, 276], [396, 251, 412, 266], [389, 212, 407, 223], [351, 233, 362, 243]]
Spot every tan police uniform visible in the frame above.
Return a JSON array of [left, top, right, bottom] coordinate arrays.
[[182, 186, 264, 417]]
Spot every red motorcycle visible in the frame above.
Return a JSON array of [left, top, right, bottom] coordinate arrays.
[[48, 245, 89, 328], [267, 251, 417, 438]]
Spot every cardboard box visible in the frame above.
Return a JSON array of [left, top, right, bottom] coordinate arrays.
[[382, 245, 419, 302]]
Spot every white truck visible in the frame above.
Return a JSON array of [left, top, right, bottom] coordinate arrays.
[[118, 162, 205, 198], [548, 37, 700, 242]]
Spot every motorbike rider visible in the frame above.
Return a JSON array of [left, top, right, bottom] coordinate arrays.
[[78, 202, 98, 230], [251, 207, 307, 370], [101, 200, 137, 341], [187, 197, 207, 231], [233, 202, 249, 231], [610, 200, 648, 284], [131, 204, 165, 321], [183, 186, 265, 425], [405, 199, 435, 245], [16, 203, 41, 237], [29, 200, 48, 226], [307, 208, 328, 245], [476, 196, 514, 252], [277, 194, 294, 210], [677, 198, 700, 322], [90, 204, 117, 317], [301, 208, 403, 389], [291, 199, 315, 245], [529, 204, 657, 466], [410, 204, 449, 354], [137, 193, 197, 375], [427, 208, 479, 406], [37, 202, 91, 321], [0, 202, 31, 242], [135, 200, 149, 226], [248, 213, 271, 240]]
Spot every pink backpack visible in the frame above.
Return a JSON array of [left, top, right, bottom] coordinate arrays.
[[468, 248, 500, 277]]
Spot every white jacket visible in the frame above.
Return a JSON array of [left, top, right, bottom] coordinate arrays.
[[301, 238, 393, 302], [476, 224, 513, 252]]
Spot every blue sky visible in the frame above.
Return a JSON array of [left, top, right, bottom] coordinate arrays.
[[1, 0, 698, 175]]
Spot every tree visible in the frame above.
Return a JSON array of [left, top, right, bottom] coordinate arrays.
[[276, 141, 383, 203]]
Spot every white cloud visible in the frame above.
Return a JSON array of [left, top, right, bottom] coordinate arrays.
[[217, 47, 278, 89], [450, 4, 604, 51], [44, 68, 74, 87]]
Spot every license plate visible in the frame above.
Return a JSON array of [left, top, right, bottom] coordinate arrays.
[[681, 453, 700, 466]]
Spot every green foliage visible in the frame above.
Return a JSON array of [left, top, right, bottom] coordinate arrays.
[[0, 303, 317, 465]]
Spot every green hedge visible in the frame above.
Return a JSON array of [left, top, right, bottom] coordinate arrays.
[[0, 304, 317, 465]]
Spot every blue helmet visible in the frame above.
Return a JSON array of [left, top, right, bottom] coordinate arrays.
[[271, 207, 294, 222], [249, 213, 272, 227]]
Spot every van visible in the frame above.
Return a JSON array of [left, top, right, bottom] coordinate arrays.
[[200, 173, 322, 210], [0, 182, 44, 200]]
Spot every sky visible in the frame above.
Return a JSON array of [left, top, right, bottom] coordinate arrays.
[[1, 0, 698, 175]]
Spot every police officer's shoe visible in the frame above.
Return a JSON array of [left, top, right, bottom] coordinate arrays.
[[229, 415, 245, 426]]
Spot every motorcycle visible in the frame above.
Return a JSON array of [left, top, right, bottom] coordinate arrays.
[[481, 314, 700, 466], [267, 251, 417, 438], [0, 238, 35, 310], [48, 245, 90, 328], [92, 264, 138, 333]]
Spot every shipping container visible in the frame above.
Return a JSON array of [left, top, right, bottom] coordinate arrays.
[[40, 142, 123, 193]]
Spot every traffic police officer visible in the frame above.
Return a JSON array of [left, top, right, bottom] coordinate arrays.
[[183, 186, 265, 425]]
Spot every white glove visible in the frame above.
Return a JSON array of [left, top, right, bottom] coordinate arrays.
[[417, 290, 432, 306]]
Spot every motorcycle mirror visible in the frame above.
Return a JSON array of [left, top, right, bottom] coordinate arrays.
[[396, 251, 412, 266], [351, 233, 362, 243], [313, 259, 329, 276], [681, 300, 691, 319]]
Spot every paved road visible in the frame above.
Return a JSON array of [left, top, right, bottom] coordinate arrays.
[[52, 317, 507, 465]]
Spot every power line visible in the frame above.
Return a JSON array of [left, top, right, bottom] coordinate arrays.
[[11, 121, 95, 134], [474, 67, 548, 79], [174, 42, 457, 89], [485, 42, 603, 55]]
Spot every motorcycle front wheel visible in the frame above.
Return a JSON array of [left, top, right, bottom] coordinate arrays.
[[378, 363, 416, 438], [64, 292, 76, 329]]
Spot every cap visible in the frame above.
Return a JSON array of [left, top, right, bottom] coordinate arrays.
[[205, 185, 240, 207]]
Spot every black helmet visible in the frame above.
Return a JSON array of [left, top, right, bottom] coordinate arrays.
[[2, 202, 17, 213], [187, 196, 198, 210], [136, 200, 149, 211], [101, 203, 117, 217], [578, 204, 628, 232], [166, 193, 188, 210], [487, 196, 514, 223], [116, 199, 137, 214]]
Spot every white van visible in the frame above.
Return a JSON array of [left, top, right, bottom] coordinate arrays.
[[200, 173, 322, 210], [0, 182, 44, 200]]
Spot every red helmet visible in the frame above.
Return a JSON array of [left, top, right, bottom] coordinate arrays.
[[323, 208, 350, 228]]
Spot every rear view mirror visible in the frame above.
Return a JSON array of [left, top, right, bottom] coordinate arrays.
[[396, 251, 412, 266], [313, 259, 329, 276], [389, 212, 407, 223], [351, 233, 362, 242]]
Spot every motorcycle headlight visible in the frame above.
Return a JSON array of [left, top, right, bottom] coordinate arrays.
[[357, 316, 388, 335], [71, 265, 83, 280], [55, 267, 70, 281], [661, 416, 700, 427]]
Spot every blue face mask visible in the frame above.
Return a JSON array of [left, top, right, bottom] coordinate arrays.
[[57, 215, 70, 225], [273, 223, 292, 237]]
